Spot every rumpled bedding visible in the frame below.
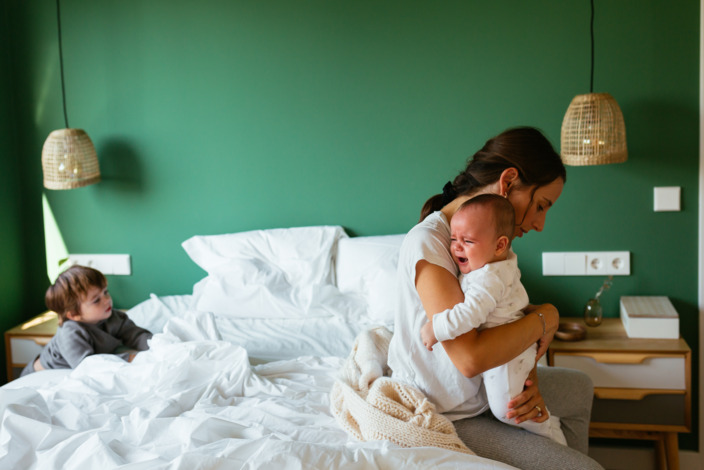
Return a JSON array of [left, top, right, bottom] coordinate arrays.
[[0, 313, 517, 470], [126, 294, 372, 363]]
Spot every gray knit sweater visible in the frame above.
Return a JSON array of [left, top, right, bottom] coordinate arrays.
[[24, 310, 152, 375]]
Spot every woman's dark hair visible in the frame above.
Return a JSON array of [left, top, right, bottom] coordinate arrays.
[[420, 126, 566, 222]]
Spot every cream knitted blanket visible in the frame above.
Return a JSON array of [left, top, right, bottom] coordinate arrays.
[[330, 326, 474, 455]]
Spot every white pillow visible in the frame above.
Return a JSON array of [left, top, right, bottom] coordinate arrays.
[[127, 294, 195, 334], [182, 226, 351, 318], [182, 225, 347, 287], [192, 273, 365, 319], [334, 234, 406, 323]]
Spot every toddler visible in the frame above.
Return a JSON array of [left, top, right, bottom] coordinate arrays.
[[420, 194, 566, 445], [20, 265, 152, 376]]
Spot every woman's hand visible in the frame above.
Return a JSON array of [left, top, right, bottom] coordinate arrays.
[[523, 303, 559, 361], [506, 367, 549, 424]]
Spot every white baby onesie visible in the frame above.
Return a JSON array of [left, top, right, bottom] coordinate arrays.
[[432, 252, 566, 445]]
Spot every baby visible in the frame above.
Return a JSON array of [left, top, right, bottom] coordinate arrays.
[[420, 194, 566, 445], [21, 265, 153, 376]]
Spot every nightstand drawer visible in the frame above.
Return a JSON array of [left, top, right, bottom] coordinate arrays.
[[5, 312, 58, 380], [552, 353, 686, 390], [10, 337, 49, 364], [592, 392, 687, 428], [548, 318, 691, 470]]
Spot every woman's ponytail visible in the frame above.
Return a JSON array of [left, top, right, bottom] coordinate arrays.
[[418, 127, 565, 222]]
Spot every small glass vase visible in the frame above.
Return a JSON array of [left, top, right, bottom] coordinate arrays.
[[583, 297, 603, 327]]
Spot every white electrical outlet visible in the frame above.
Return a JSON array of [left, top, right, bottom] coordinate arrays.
[[63, 254, 131, 275], [586, 252, 607, 275], [606, 251, 630, 275], [543, 251, 630, 276]]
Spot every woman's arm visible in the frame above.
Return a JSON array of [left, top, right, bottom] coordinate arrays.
[[415, 260, 558, 378]]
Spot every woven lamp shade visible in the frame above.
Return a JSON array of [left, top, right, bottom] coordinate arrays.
[[42, 128, 101, 190], [560, 92, 627, 166]]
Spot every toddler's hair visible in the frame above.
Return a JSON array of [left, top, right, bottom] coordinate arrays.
[[457, 194, 516, 245], [46, 265, 107, 325]]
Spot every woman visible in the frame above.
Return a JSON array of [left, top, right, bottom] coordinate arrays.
[[387, 127, 603, 470]]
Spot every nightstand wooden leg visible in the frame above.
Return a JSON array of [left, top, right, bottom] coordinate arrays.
[[664, 432, 679, 470], [655, 435, 667, 470]]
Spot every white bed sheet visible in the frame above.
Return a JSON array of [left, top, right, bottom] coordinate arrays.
[[0, 312, 516, 470], [126, 294, 383, 364]]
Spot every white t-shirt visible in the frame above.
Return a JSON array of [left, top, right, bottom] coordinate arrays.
[[432, 251, 529, 342], [387, 211, 489, 419]]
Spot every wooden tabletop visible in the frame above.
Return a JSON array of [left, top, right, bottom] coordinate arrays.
[[551, 317, 690, 355], [5, 311, 59, 336]]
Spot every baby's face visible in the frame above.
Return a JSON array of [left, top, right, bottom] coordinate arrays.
[[73, 285, 113, 324], [450, 205, 502, 274]]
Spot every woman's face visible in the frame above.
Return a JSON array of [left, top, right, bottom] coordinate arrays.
[[508, 178, 564, 238]]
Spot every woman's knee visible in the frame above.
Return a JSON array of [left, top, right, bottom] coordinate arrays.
[[539, 366, 593, 397], [559, 368, 593, 407], [537, 366, 594, 420], [565, 367, 593, 388]]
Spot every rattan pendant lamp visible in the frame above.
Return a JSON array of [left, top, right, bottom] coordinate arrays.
[[41, 0, 100, 190], [560, 0, 627, 166]]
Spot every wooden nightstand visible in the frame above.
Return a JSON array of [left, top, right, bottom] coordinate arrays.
[[4, 311, 59, 381], [548, 317, 691, 470]]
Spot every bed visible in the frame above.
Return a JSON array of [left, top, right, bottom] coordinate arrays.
[[0, 226, 517, 469]]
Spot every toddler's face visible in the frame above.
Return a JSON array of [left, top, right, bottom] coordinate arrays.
[[73, 285, 113, 324], [450, 205, 503, 274]]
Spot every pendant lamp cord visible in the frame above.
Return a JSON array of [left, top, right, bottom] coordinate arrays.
[[55, 0, 69, 128], [589, 0, 595, 93]]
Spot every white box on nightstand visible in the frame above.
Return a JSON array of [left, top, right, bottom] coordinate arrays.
[[620, 296, 679, 339]]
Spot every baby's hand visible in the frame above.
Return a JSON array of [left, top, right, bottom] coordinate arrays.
[[420, 321, 437, 351]]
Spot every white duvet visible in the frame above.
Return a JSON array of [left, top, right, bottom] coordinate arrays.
[[0, 313, 516, 470]]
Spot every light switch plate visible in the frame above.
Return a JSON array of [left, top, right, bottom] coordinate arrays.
[[564, 253, 587, 275], [63, 254, 131, 275], [654, 186, 680, 212], [542, 252, 565, 275]]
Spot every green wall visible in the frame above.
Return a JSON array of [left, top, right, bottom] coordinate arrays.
[[3, 0, 700, 450], [0, 0, 45, 384]]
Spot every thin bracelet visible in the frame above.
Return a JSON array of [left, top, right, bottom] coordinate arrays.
[[537, 313, 546, 336]]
